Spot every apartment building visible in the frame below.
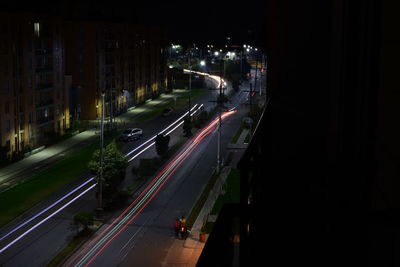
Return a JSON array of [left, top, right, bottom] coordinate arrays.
[[0, 12, 70, 160], [0, 12, 166, 161], [64, 21, 166, 120]]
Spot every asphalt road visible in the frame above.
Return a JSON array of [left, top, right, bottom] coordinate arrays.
[[66, 80, 251, 266]]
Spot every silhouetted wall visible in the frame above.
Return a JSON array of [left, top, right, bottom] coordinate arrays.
[[239, 1, 400, 266]]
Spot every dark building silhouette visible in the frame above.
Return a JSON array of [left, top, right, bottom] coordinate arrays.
[[198, 0, 400, 266], [0, 12, 70, 159]]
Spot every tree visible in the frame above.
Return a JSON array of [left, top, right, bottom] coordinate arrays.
[[183, 116, 193, 137], [194, 110, 209, 128], [155, 134, 170, 158], [73, 211, 94, 234], [88, 142, 128, 206]]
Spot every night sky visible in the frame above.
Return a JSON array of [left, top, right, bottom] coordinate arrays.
[[1, 0, 266, 48]]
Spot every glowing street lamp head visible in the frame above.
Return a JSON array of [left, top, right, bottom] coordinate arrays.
[[200, 60, 206, 66], [214, 51, 219, 56]]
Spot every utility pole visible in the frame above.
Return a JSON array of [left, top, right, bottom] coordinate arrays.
[[254, 56, 259, 96], [109, 89, 113, 131], [240, 49, 243, 80], [97, 92, 105, 213], [188, 48, 192, 118], [217, 60, 223, 173]]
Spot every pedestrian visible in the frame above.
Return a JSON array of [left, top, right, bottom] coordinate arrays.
[[174, 218, 181, 238], [180, 224, 188, 240], [180, 216, 186, 227]]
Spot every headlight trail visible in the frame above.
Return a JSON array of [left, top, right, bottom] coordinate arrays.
[[68, 110, 237, 267], [0, 183, 97, 254], [127, 104, 203, 162], [124, 104, 198, 158], [0, 176, 95, 243], [0, 104, 203, 255], [183, 69, 226, 89]]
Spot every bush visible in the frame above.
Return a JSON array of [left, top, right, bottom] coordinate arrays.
[[183, 116, 193, 137], [194, 110, 209, 128], [73, 211, 94, 233], [135, 157, 162, 179], [155, 134, 170, 158]]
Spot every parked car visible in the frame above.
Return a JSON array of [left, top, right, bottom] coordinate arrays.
[[119, 128, 143, 141], [162, 107, 173, 117]]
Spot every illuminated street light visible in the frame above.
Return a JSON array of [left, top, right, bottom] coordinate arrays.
[[200, 60, 206, 66], [214, 51, 219, 56], [246, 48, 250, 52]]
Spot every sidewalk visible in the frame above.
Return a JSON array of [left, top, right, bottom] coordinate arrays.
[[162, 142, 245, 266], [0, 90, 187, 191]]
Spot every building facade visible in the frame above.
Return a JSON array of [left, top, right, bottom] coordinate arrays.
[[64, 21, 166, 120], [0, 12, 70, 161]]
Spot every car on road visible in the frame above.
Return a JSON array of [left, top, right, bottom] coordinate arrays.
[[162, 107, 173, 117], [119, 128, 143, 141]]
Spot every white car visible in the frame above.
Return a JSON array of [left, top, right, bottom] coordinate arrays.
[[120, 128, 143, 141]]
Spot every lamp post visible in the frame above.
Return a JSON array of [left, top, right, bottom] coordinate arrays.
[[97, 91, 105, 213], [217, 60, 223, 173], [188, 47, 192, 118]]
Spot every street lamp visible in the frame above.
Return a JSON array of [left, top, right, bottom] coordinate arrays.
[[188, 47, 192, 118], [97, 91, 105, 213]]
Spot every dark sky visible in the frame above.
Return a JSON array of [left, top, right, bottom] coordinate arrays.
[[1, 0, 266, 48]]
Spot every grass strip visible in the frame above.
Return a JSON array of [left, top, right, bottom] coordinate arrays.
[[46, 228, 94, 267], [244, 131, 251, 144], [231, 124, 245, 144], [185, 170, 220, 230], [211, 168, 240, 215], [0, 134, 117, 228]]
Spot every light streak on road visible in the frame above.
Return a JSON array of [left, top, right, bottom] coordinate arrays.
[[124, 104, 198, 158], [0, 176, 95, 243], [127, 104, 204, 162], [68, 110, 237, 267], [0, 104, 203, 255], [0, 184, 97, 254], [183, 69, 226, 89]]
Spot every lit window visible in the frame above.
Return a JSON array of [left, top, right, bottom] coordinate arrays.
[[34, 22, 40, 37]]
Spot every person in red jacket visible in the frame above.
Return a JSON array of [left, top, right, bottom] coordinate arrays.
[[174, 218, 181, 238]]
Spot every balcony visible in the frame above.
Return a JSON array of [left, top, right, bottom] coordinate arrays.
[[36, 116, 54, 126], [36, 83, 54, 91], [35, 48, 53, 55], [35, 65, 53, 73], [36, 99, 54, 109]]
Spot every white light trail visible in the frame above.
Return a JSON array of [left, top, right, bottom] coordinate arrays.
[[0, 177, 95, 243], [0, 184, 97, 254]]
